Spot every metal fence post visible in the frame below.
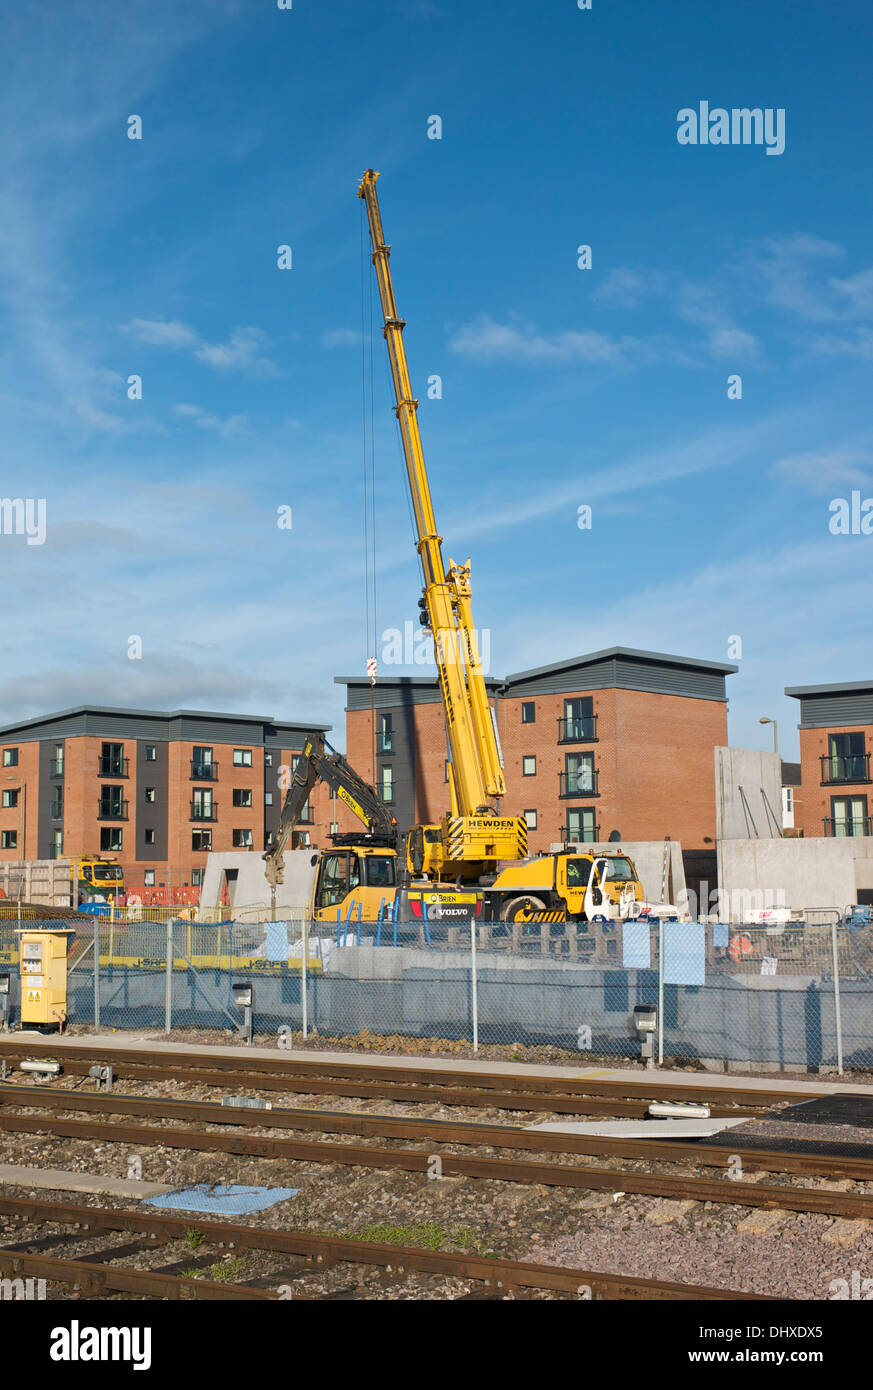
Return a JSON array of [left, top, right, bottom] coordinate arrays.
[[165, 918, 173, 1035], [301, 917, 309, 1040], [831, 918, 844, 1076], [92, 917, 100, 1029], [471, 919, 479, 1053], [657, 918, 664, 1067]]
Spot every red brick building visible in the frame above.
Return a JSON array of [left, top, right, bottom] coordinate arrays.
[[0, 706, 333, 897], [336, 647, 736, 854], [786, 680, 873, 838]]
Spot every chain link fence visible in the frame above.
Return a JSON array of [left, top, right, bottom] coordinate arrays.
[[1, 910, 871, 1073]]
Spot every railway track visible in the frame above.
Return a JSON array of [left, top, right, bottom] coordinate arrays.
[[1, 1084, 871, 1218], [0, 1037, 814, 1116], [0, 1194, 769, 1301]]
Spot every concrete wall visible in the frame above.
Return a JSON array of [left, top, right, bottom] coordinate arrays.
[[719, 837, 873, 914], [198, 850, 316, 918], [715, 747, 784, 841]]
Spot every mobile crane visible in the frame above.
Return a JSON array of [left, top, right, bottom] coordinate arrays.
[[359, 172, 655, 930], [262, 732, 399, 921], [358, 170, 528, 885]]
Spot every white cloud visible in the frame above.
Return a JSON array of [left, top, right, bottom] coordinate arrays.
[[122, 318, 199, 349], [194, 326, 277, 376], [321, 328, 359, 349], [773, 447, 872, 493], [450, 316, 628, 366], [174, 402, 248, 436]]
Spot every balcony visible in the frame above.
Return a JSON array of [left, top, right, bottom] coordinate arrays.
[[820, 754, 871, 785], [97, 799, 128, 821], [559, 769, 599, 798], [97, 756, 129, 778], [557, 716, 598, 743], [190, 800, 218, 822], [824, 816, 872, 837], [560, 822, 600, 843], [190, 760, 219, 781]]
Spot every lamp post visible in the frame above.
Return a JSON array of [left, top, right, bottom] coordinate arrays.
[[759, 717, 779, 755]]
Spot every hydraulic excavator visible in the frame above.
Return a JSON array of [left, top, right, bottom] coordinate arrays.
[[262, 732, 399, 922], [358, 170, 528, 887]]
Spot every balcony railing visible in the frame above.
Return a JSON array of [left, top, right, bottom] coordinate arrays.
[[49, 763, 64, 779], [559, 769, 599, 798], [97, 799, 128, 821], [820, 754, 871, 785], [557, 716, 598, 743], [190, 760, 219, 781], [560, 822, 600, 843], [824, 816, 872, 837], [50, 803, 63, 822], [97, 756, 129, 778], [190, 801, 218, 822]]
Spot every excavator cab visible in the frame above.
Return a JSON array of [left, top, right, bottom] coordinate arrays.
[[312, 845, 399, 923]]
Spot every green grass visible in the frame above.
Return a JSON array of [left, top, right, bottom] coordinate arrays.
[[346, 1221, 493, 1256], [181, 1254, 249, 1282], [183, 1229, 205, 1249]]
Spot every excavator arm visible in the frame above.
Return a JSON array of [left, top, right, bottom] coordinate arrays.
[[263, 732, 396, 896]]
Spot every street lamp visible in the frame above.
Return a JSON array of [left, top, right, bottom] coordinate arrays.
[[759, 717, 779, 755]]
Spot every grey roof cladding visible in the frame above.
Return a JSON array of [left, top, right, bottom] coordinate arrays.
[[786, 684, 873, 729], [0, 705, 330, 745], [337, 647, 736, 708]]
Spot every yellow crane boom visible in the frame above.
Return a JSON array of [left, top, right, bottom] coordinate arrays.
[[358, 170, 526, 881]]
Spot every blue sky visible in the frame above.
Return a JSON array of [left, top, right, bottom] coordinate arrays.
[[1, 0, 871, 759]]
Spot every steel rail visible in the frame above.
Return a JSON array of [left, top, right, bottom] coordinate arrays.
[[0, 1247, 275, 1300], [0, 1194, 769, 1300], [0, 1037, 820, 1106], [2, 1083, 872, 1181], [0, 1104, 871, 1219]]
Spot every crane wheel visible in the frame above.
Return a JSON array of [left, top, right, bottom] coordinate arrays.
[[500, 895, 547, 924]]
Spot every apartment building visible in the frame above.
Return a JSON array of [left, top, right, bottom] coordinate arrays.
[[0, 706, 332, 891], [337, 646, 737, 854], [786, 680, 873, 837]]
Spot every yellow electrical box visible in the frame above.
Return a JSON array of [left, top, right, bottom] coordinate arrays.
[[16, 929, 74, 1030]]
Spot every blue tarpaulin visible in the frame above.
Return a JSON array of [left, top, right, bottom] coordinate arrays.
[[622, 921, 651, 970], [712, 922, 730, 949], [143, 1184, 299, 1215], [265, 922, 289, 961], [663, 922, 706, 986]]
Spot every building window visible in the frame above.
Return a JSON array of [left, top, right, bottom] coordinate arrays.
[[445, 760, 450, 783], [298, 831, 311, 848], [829, 796, 869, 837], [191, 746, 214, 779], [144, 828, 156, 845], [144, 869, 156, 887], [564, 751, 596, 796], [264, 751, 273, 767], [265, 791, 273, 806], [565, 807, 598, 842], [192, 830, 212, 852], [233, 828, 254, 848], [100, 828, 123, 852], [2, 749, 18, 767], [192, 868, 204, 886], [52, 744, 64, 776], [50, 789, 63, 820], [1, 830, 17, 849], [232, 788, 253, 808], [1, 789, 18, 809], [145, 745, 156, 761], [524, 809, 538, 829], [825, 732, 868, 783], [380, 765, 394, 803], [233, 748, 253, 767], [523, 756, 536, 776], [51, 829, 63, 859], [521, 702, 536, 724], [299, 797, 312, 824], [144, 788, 156, 803], [379, 713, 393, 753], [560, 697, 596, 742], [99, 742, 126, 777], [191, 789, 214, 820]]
